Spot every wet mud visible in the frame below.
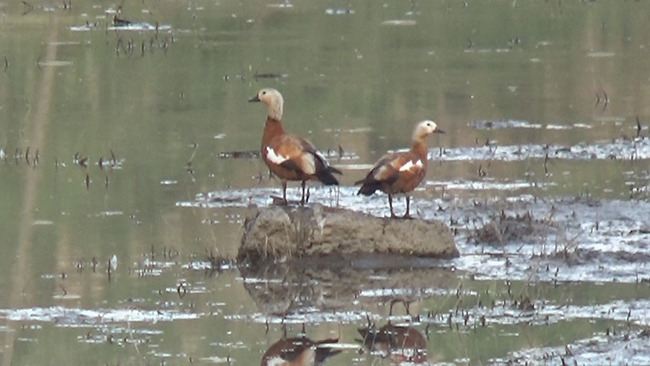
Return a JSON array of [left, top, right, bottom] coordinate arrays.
[[182, 184, 650, 284]]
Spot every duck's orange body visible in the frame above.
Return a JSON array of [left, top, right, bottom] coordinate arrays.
[[250, 88, 341, 205], [356, 120, 444, 218], [261, 337, 341, 366]]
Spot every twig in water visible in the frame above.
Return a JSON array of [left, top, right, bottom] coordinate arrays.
[[21, 0, 34, 16], [544, 153, 549, 175]]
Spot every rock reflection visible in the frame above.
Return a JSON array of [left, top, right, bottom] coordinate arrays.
[[357, 322, 428, 365], [240, 261, 455, 320], [261, 336, 342, 366]]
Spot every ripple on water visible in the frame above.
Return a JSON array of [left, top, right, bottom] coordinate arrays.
[[501, 330, 650, 366], [0, 307, 200, 325], [429, 136, 650, 161]]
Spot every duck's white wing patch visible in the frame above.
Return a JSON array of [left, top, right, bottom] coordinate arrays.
[[372, 165, 390, 180], [399, 159, 423, 172], [265, 146, 289, 165], [301, 153, 316, 174]]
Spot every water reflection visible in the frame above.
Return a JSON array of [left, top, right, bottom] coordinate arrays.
[[240, 262, 455, 322], [357, 322, 428, 365], [245, 263, 440, 365], [261, 336, 342, 366]]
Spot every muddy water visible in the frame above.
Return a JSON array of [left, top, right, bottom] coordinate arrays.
[[1, 0, 650, 365]]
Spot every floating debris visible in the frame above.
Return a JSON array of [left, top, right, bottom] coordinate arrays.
[[325, 8, 355, 15], [381, 20, 417, 26], [32, 220, 54, 226], [428, 137, 650, 162], [35, 60, 73, 67], [218, 150, 260, 159], [48, 41, 84, 46], [469, 119, 542, 129], [0, 307, 199, 325], [546, 124, 573, 130], [103, 22, 172, 32], [267, 2, 293, 8], [109, 254, 118, 271], [469, 119, 594, 131], [587, 51, 616, 58], [324, 127, 373, 134], [464, 47, 512, 54], [253, 71, 288, 81], [89, 211, 124, 217], [69, 22, 100, 31], [427, 180, 555, 191]]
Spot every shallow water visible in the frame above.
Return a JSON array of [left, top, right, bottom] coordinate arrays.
[[2, 0, 650, 365]]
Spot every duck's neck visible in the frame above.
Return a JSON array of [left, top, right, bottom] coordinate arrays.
[[262, 117, 285, 148], [268, 101, 283, 122], [410, 137, 428, 162]]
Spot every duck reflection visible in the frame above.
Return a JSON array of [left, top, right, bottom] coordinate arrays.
[[261, 336, 342, 366], [357, 322, 428, 365]]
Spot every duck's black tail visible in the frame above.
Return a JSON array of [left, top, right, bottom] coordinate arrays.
[[316, 164, 342, 186], [354, 177, 380, 196]]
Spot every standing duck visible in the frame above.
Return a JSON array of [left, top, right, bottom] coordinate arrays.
[[355, 120, 444, 218], [250, 88, 342, 205]]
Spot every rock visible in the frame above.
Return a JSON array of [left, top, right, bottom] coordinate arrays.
[[237, 204, 458, 263]]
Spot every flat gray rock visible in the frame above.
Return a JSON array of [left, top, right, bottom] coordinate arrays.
[[237, 204, 458, 263]]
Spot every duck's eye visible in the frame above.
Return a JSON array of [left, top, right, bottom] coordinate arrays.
[[261, 91, 267, 95]]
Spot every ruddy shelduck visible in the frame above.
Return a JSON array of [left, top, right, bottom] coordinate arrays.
[[250, 88, 342, 205], [355, 120, 444, 218]]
